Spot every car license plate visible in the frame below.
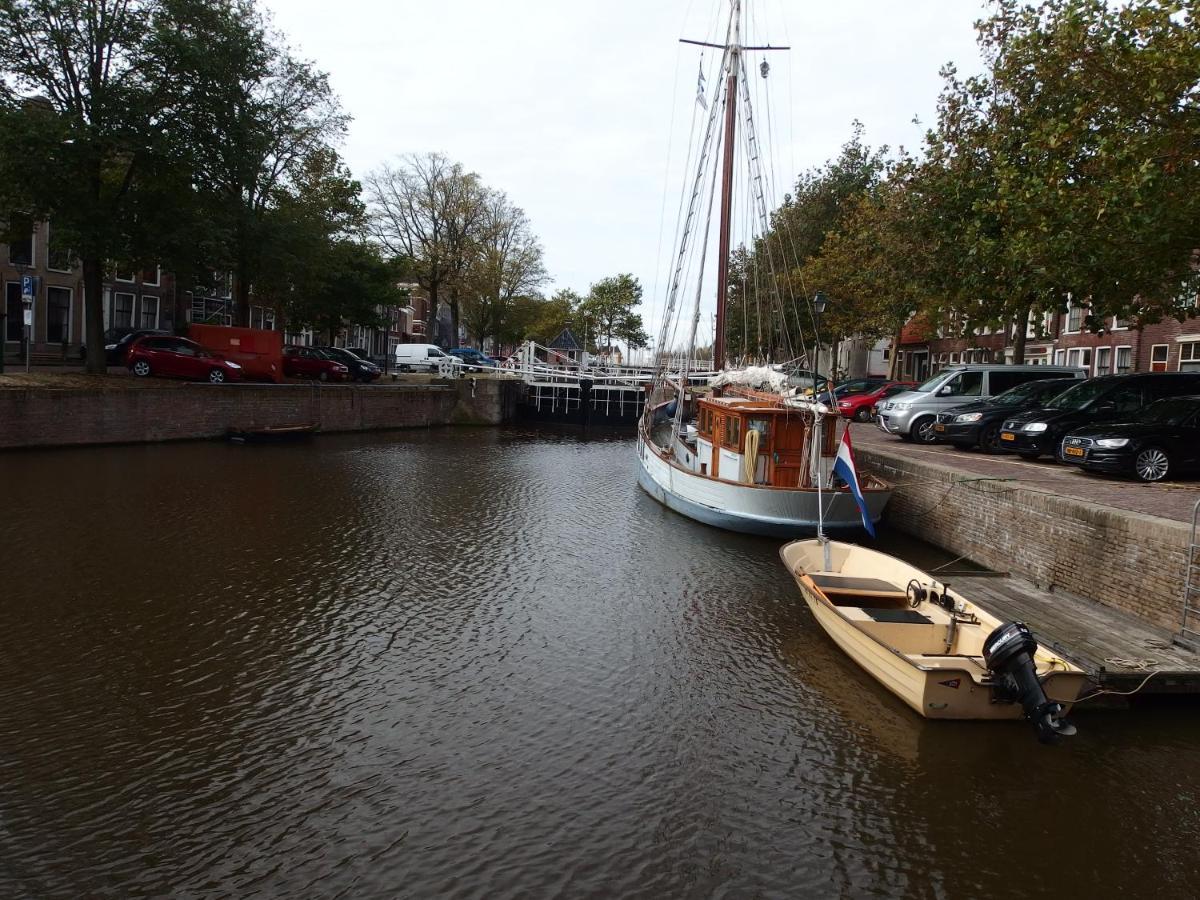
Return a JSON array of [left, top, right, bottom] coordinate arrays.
[[934, 423, 945, 432], [1000, 431, 1015, 441], [1065, 446, 1084, 457]]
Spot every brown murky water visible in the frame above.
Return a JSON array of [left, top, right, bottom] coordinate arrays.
[[1, 427, 1199, 898]]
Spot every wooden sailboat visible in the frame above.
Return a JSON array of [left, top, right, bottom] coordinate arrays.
[[636, 0, 891, 536], [780, 539, 1088, 740]]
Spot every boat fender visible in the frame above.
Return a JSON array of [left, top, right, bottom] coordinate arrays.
[[983, 621, 1077, 744]]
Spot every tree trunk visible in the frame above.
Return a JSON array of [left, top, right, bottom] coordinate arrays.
[[84, 257, 106, 374], [235, 272, 251, 327], [1011, 303, 1030, 364], [428, 280, 440, 346], [887, 325, 903, 380]]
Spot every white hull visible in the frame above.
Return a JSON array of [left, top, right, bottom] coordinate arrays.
[[636, 434, 889, 537]]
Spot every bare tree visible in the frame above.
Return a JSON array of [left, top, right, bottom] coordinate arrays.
[[460, 190, 547, 349], [366, 153, 488, 344]]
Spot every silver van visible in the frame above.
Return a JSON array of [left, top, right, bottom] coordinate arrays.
[[877, 364, 1086, 443]]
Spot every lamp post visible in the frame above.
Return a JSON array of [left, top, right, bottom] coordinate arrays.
[[812, 290, 827, 374]]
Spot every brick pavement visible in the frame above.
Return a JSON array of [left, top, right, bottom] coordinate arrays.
[[855, 425, 1200, 525]]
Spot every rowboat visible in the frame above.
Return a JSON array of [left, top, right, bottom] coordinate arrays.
[[780, 539, 1087, 741]]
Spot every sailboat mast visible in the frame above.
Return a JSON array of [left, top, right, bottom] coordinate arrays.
[[713, 0, 742, 371]]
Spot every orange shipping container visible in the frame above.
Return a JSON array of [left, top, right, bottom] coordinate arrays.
[[187, 324, 284, 383]]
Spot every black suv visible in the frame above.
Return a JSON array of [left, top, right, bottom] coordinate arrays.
[[1061, 395, 1200, 482], [315, 346, 382, 382], [934, 378, 1078, 452], [998, 372, 1200, 460]]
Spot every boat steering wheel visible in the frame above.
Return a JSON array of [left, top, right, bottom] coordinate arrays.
[[906, 579, 927, 609]]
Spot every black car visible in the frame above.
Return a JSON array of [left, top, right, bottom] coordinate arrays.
[[1060, 395, 1200, 482], [80, 327, 170, 366], [315, 346, 382, 382], [933, 378, 1078, 452], [998, 372, 1200, 459]]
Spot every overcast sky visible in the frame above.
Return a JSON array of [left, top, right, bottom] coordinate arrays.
[[262, 0, 989, 331]]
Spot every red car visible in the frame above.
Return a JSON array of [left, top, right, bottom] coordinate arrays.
[[282, 346, 350, 382], [837, 381, 917, 421], [127, 336, 244, 383]]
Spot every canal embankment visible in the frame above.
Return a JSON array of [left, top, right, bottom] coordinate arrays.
[[0, 376, 520, 449], [856, 429, 1196, 633]]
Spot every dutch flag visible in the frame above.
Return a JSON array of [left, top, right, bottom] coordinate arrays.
[[831, 429, 876, 538]]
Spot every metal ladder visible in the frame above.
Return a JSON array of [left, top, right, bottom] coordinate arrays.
[[1180, 498, 1200, 649]]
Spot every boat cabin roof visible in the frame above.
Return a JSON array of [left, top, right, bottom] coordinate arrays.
[[700, 395, 784, 413]]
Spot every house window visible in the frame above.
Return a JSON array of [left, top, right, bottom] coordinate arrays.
[[139, 295, 159, 329], [1115, 345, 1133, 374], [250, 305, 276, 330], [142, 266, 160, 286], [1054, 349, 1066, 366], [1150, 344, 1170, 373], [1094, 346, 1112, 376], [4, 283, 24, 341], [1112, 315, 1130, 331], [5, 215, 34, 267], [46, 287, 71, 343], [949, 352, 959, 364], [1066, 347, 1091, 369], [47, 224, 73, 272], [1175, 276, 1199, 312], [882, 346, 890, 361], [114, 266, 135, 283], [113, 292, 135, 328], [1180, 342, 1200, 373], [1065, 302, 1084, 334]]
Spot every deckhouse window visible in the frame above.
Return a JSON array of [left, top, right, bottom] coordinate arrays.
[[725, 415, 742, 448]]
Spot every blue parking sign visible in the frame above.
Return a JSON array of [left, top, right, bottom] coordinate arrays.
[[20, 275, 34, 299]]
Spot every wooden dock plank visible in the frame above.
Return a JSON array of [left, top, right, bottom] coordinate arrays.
[[952, 574, 1200, 693]]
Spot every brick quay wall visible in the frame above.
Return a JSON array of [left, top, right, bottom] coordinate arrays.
[[0, 379, 520, 449], [859, 445, 1192, 632]]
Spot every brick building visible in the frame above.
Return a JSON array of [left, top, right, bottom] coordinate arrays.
[[894, 284, 1200, 380], [2, 219, 426, 366]]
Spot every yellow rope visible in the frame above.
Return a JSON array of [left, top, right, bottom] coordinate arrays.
[[743, 428, 760, 483]]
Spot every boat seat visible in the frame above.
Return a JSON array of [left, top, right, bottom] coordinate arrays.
[[810, 573, 906, 597]]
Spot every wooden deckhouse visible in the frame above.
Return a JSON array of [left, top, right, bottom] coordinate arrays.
[[689, 391, 836, 489]]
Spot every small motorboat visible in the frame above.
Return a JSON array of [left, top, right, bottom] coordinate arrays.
[[226, 423, 319, 444], [780, 539, 1088, 741]]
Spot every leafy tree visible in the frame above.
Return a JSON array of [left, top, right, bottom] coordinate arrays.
[[0, 0, 251, 373], [459, 190, 547, 349], [579, 274, 648, 352], [526, 288, 580, 345], [282, 238, 402, 342], [919, 0, 1200, 358]]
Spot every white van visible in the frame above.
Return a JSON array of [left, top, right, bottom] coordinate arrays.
[[878, 364, 1086, 443], [393, 343, 460, 374]]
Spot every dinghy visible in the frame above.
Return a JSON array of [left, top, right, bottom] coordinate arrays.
[[780, 539, 1087, 741]]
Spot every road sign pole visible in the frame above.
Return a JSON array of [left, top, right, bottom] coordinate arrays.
[[21, 275, 34, 374]]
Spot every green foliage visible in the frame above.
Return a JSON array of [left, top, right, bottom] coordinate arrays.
[[579, 274, 648, 350]]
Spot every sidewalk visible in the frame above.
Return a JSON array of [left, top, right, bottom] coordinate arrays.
[[856, 425, 1200, 525]]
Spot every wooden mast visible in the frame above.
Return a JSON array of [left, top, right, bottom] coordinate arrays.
[[713, 0, 741, 372]]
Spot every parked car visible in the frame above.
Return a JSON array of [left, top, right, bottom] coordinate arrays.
[[999, 372, 1200, 460], [448, 347, 498, 371], [282, 346, 350, 382], [933, 378, 1080, 452], [1059, 395, 1200, 482], [877, 364, 1085, 443], [127, 336, 243, 383], [394, 343, 461, 373], [81, 328, 169, 366], [868, 383, 919, 420], [316, 346, 381, 382], [837, 380, 917, 422]]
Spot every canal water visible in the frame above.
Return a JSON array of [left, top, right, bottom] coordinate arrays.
[[1, 427, 1198, 899]]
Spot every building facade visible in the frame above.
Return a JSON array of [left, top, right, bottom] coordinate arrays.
[[894, 286, 1200, 381]]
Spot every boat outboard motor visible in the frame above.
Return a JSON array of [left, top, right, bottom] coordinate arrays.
[[983, 621, 1077, 744]]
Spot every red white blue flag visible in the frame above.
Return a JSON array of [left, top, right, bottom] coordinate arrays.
[[832, 428, 875, 537]]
